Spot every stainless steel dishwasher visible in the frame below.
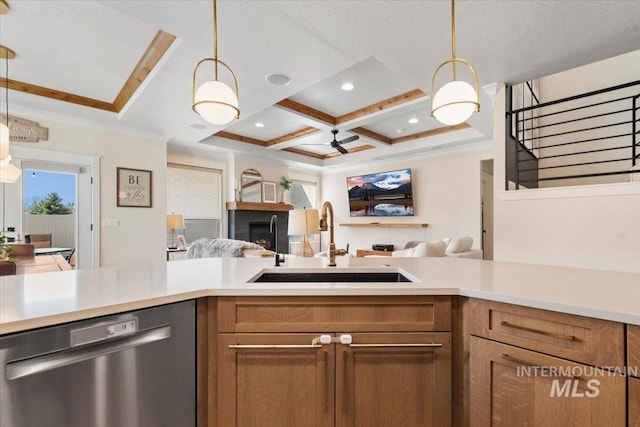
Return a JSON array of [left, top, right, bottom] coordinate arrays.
[[0, 300, 195, 427]]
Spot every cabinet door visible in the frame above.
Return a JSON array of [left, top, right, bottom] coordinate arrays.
[[218, 333, 334, 427], [630, 377, 640, 427], [470, 336, 625, 427], [336, 332, 451, 427]]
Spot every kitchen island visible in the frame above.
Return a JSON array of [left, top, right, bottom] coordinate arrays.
[[1, 255, 639, 334], [1, 256, 639, 427]]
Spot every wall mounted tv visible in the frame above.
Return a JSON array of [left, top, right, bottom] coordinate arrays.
[[346, 168, 414, 217]]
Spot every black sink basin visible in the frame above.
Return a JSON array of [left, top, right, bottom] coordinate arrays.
[[252, 271, 413, 283]]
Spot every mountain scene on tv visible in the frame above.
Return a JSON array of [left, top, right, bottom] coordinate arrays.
[[347, 169, 414, 216]]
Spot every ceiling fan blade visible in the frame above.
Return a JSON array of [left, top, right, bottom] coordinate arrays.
[[335, 144, 348, 154], [301, 143, 330, 145], [338, 135, 359, 145]]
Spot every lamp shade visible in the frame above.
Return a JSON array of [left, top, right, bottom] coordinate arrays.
[[432, 80, 478, 125], [166, 214, 185, 230], [194, 80, 239, 125], [288, 209, 320, 236]]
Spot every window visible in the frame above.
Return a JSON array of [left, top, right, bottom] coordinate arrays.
[[167, 163, 222, 245]]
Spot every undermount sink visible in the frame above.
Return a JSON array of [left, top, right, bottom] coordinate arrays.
[[249, 268, 416, 283]]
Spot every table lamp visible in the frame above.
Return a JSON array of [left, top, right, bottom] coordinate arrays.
[[288, 208, 319, 257], [166, 214, 185, 249]]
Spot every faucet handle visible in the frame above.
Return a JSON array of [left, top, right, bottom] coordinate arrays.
[[274, 253, 285, 267]]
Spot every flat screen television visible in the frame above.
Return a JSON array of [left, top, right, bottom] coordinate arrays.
[[346, 168, 414, 217]]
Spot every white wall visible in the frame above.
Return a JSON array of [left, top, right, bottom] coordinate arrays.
[[495, 56, 640, 273], [320, 147, 492, 253], [12, 118, 167, 267]]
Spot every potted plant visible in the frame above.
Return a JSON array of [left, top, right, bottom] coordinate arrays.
[[0, 234, 16, 276], [279, 176, 293, 204]]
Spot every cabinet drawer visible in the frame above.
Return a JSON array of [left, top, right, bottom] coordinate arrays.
[[471, 336, 626, 427], [628, 325, 640, 376], [468, 299, 623, 367], [217, 296, 451, 333]]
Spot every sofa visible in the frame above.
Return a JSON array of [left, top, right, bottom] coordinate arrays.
[[367, 237, 482, 259]]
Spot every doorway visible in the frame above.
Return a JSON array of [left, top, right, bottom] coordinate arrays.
[[480, 159, 494, 260], [4, 146, 100, 269], [23, 168, 77, 266]]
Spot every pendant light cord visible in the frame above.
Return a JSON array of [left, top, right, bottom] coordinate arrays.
[[450, 0, 456, 80], [213, 0, 218, 80]]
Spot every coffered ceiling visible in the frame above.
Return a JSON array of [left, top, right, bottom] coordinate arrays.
[[2, 1, 640, 170]]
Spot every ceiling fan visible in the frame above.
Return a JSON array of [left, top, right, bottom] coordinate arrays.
[[303, 129, 359, 154]]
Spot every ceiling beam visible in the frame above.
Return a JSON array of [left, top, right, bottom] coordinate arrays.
[[390, 122, 470, 144], [112, 30, 176, 112], [215, 131, 267, 146], [6, 79, 117, 112], [282, 146, 326, 159], [276, 98, 337, 126], [266, 126, 319, 147], [336, 89, 426, 125], [351, 127, 392, 144], [323, 144, 375, 159], [3, 30, 176, 113]]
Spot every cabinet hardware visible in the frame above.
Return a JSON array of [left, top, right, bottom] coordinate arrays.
[[229, 334, 332, 349], [348, 343, 443, 348], [500, 320, 576, 341], [229, 343, 322, 349]]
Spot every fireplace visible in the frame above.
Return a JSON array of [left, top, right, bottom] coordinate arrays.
[[249, 222, 275, 250], [227, 203, 291, 253]]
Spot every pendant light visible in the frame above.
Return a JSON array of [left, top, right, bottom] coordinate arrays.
[[0, 1, 20, 184], [192, 0, 240, 125], [430, 0, 480, 126]]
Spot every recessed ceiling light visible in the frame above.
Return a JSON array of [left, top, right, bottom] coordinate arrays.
[[190, 123, 206, 130], [408, 118, 419, 124], [341, 82, 355, 91], [265, 73, 291, 86], [254, 122, 265, 128]]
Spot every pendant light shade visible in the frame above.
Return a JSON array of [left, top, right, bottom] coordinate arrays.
[[192, 0, 240, 125], [0, 156, 20, 183], [431, 0, 480, 125]]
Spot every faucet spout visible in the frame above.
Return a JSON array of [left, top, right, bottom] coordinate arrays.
[[269, 215, 278, 252], [319, 201, 337, 266]]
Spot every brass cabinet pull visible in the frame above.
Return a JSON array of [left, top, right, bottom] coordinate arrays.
[[501, 353, 580, 380], [500, 320, 576, 341], [229, 334, 332, 349], [228, 344, 322, 349], [348, 343, 443, 348]]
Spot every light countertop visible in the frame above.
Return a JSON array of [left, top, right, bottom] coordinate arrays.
[[1, 256, 639, 334]]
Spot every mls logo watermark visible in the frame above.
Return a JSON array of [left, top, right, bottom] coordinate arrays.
[[515, 364, 636, 398], [549, 378, 600, 398]]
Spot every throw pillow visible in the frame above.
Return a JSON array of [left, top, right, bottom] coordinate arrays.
[[446, 236, 473, 254], [413, 240, 447, 257]]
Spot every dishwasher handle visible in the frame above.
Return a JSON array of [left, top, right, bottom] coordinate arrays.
[[7, 325, 171, 381]]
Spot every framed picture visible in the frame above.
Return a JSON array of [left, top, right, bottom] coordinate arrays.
[[117, 167, 152, 207], [177, 235, 187, 249], [262, 181, 277, 203]]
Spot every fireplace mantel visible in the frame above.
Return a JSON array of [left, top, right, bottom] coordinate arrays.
[[226, 202, 293, 212]]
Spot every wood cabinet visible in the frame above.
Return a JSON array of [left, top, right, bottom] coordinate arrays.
[[630, 377, 640, 427], [216, 296, 452, 427], [356, 249, 393, 257], [469, 299, 626, 427]]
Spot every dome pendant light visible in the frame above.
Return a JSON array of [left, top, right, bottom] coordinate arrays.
[[430, 0, 480, 126], [192, 0, 240, 125], [0, 1, 20, 184]]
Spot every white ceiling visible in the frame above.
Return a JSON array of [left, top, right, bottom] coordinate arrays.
[[2, 1, 640, 170]]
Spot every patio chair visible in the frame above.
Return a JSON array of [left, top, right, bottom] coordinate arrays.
[[7, 244, 36, 257]]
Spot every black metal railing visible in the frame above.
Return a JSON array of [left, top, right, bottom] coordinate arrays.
[[506, 80, 640, 190]]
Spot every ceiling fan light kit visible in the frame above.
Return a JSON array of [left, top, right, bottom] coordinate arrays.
[[430, 0, 480, 126], [192, 0, 240, 126]]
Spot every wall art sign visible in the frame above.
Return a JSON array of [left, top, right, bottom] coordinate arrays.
[[0, 114, 49, 142], [117, 167, 152, 207]]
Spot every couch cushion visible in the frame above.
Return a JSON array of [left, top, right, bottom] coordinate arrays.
[[446, 237, 473, 254], [413, 240, 447, 257]]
